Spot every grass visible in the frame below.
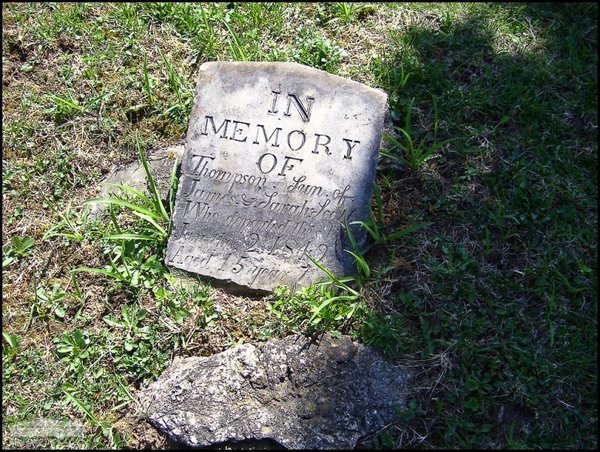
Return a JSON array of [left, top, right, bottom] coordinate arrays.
[[2, 2, 597, 450]]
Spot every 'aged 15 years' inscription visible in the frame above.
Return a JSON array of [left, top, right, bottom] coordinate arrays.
[[166, 62, 387, 291]]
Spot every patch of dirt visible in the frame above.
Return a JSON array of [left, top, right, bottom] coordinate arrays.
[[119, 415, 167, 450]]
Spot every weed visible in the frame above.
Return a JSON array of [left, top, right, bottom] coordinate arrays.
[[75, 240, 167, 289], [268, 281, 364, 335], [30, 281, 73, 323], [87, 134, 173, 237], [222, 20, 249, 61], [2, 332, 21, 363], [103, 305, 167, 381], [356, 311, 406, 358], [44, 91, 114, 125], [3, 236, 35, 268], [103, 304, 148, 333], [333, 2, 360, 24], [316, 2, 371, 26], [74, 134, 176, 289], [158, 49, 194, 123], [347, 210, 431, 254], [371, 58, 411, 108], [293, 28, 347, 72], [195, 6, 218, 59], [142, 55, 157, 106], [62, 387, 125, 449], [43, 201, 95, 242], [382, 98, 463, 170], [44, 92, 86, 122], [340, 187, 430, 284], [54, 329, 92, 375], [154, 283, 217, 352]]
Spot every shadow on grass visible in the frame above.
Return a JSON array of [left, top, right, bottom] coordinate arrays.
[[363, 2, 597, 448]]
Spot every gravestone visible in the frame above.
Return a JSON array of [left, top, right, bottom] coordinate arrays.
[[166, 62, 387, 291]]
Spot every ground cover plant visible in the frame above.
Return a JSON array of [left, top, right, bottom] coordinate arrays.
[[2, 2, 597, 449]]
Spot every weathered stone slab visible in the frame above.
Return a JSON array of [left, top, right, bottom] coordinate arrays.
[[165, 62, 387, 291], [139, 334, 411, 449]]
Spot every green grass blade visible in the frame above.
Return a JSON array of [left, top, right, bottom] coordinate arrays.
[[382, 222, 431, 244], [308, 297, 335, 324], [167, 159, 178, 234], [426, 136, 463, 154], [84, 197, 163, 221], [103, 183, 154, 204], [108, 203, 122, 234], [383, 132, 409, 153], [306, 254, 339, 284], [71, 267, 129, 283], [307, 254, 359, 296], [42, 222, 65, 241], [343, 214, 358, 251], [379, 148, 405, 164], [404, 97, 414, 136], [47, 94, 84, 112], [130, 211, 166, 236], [158, 47, 183, 99], [142, 54, 155, 104], [103, 233, 158, 241], [222, 20, 248, 61], [345, 249, 371, 280], [168, 159, 178, 211], [52, 232, 84, 240], [313, 276, 356, 287], [373, 183, 383, 225], [62, 388, 99, 425], [350, 219, 380, 243], [136, 134, 169, 222], [309, 293, 360, 324], [396, 127, 415, 150], [432, 94, 439, 137]]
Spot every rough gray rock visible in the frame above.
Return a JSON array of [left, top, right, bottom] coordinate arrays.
[[139, 334, 411, 449]]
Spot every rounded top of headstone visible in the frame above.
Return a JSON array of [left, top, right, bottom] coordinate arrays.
[[197, 61, 388, 104]]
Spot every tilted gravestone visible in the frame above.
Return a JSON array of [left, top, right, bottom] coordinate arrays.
[[166, 62, 387, 291]]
